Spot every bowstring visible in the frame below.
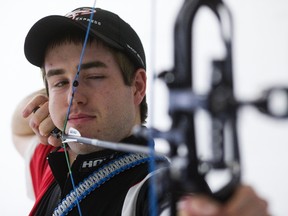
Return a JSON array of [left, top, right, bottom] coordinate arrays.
[[61, 1, 97, 215], [60, 1, 160, 216], [147, 0, 158, 215]]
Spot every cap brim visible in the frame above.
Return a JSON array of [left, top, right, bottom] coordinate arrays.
[[24, 15, 123, 67]]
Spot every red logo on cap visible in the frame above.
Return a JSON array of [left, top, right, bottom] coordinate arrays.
[[65, 8, 96, 20]]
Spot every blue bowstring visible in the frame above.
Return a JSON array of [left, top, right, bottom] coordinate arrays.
[[61, 1, 97, 216], [62, 1, 159, 216]]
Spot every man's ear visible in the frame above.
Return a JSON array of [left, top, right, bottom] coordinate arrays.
[[133, 68, 146, 105]]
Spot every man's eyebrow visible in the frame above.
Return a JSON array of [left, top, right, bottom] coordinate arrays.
[[45, 61, 107, 78], [46, 69, 65, 78], [77, 61, 107, 71]]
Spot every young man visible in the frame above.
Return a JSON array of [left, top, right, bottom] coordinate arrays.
[[12, 7, 269, 216]]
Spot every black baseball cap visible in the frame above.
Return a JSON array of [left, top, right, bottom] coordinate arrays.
[[24, 7, 146, 69]]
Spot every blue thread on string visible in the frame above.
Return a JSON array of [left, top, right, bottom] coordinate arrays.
[[61, 1, 97, 216], [61, 2, 159, 216]]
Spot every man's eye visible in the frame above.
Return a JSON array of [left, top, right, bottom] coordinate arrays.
[[54, 80, 69, 87], [88, 75, 105, 79]]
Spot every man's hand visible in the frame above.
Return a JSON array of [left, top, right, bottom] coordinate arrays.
[[22, 91, 62, 147], [178, 185, 269, 216]]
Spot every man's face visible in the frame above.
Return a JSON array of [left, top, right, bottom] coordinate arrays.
[[44, 40, 145, 154]]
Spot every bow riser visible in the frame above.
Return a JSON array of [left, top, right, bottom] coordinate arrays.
[[158, 1, 241, 211]]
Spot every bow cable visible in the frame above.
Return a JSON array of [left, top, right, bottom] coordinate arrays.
[[145, 0, 158, 215]]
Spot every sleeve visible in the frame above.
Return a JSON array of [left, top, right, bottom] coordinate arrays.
[[24, 138, 55, 200]]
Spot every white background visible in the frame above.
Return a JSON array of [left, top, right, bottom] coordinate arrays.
[[1, 0, 288, 215]]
